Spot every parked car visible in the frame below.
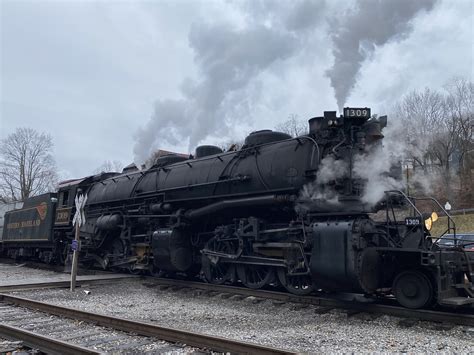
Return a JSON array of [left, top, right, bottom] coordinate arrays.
[[436, 233, 474, 251]]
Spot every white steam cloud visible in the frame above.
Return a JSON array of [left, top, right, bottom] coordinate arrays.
[[300, 155, 348, 205], [326, 0, 437, 111], [133, 25, 297, 164], [133, 0, 437, 166], [353, 146, 403, 206], [300, 117, 406, 209], [133, 0, 326, 164], [353, 115, 434, 206]]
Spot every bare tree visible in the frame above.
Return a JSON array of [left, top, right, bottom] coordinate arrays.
[[394, 88, 445, 172], [94, 160, 123, 174], [393, 78, 474, 206], [444, 78, 474, 203], [0, 128, 58, 201], [274, 114, 308, 137]]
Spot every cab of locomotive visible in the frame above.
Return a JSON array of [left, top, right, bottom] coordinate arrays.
[[54, 179, 83, 226], [54, 172, 120, 227]]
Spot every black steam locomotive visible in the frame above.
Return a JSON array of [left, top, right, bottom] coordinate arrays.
[[2, 107, 473, 309]]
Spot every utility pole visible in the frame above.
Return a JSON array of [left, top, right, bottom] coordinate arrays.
[[70, 190, 87, 291], [403, 159, 412, 196]]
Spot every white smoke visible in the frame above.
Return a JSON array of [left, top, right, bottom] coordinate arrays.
[[353, 146, 403, 206], [300, 155, 348, 204], [300, 116, 409, 208], [132, 24, 298, 165], [133, 0, 327, 165], [410, 169, 434, 194], [353, 114, 435, 206], [133, 0, 437, 167], [326, 0, 437, 111], [316, 155, 348, 184]]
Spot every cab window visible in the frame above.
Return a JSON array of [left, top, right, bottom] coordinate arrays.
[[59, 191, 69, 207]]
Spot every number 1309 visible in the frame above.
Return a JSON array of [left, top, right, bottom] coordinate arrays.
[[345, 108, 369, 117]]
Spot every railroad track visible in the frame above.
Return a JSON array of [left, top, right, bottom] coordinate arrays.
[[2, 260, 473, 327], [0, 261, 138, 292], [0, 277, 138, 293], [0, 293, 294, 354], [143, 277, 474, 327], [0, 325, 101, 355]]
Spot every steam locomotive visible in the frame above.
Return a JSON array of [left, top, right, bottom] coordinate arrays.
[[2, 107, 473, 309]]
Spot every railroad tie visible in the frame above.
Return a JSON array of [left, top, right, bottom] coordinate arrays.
[[314, 306, 334, 314]]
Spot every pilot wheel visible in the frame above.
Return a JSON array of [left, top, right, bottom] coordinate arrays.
[[392, 270, 433, 309]]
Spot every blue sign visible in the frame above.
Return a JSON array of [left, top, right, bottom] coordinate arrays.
[[71, 240, 79, 251]]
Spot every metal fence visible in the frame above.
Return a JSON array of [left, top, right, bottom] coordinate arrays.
[[448, 208, 474, 216]]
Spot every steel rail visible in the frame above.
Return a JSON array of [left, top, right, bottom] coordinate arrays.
[[0, 324, 101, 355], [2, 275, 472, 326], [148, 278, 474, 326], [2, 259, 471, 326], [0, 294, 295, 355], [0, 277, 135, 293]]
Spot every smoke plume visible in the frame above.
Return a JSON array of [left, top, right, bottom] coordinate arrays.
[[326, 0, 437, 111], [133, 0, 326, 165], [133, 25, 296, 164]]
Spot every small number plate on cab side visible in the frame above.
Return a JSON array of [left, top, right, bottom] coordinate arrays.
[[405, 217, 421, 226], [344, 107, 371, 118]]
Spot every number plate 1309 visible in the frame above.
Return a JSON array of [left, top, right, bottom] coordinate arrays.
[[405, 217, 421, 226], [344, 107, 371, 118]]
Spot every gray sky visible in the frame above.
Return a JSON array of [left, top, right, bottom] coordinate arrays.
[[1, 0, 472, 179]]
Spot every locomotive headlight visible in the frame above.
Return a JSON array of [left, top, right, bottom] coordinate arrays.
[[328, 120, 334, 126], [423, 211, 438, 231], [424, 217, 433, 231]]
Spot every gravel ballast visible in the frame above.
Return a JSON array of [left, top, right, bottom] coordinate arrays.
[[0, 262, 63, 283], [7, 276, 473, 353]]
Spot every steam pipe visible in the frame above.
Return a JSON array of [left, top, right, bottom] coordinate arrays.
[[186, 194, 293, 220]]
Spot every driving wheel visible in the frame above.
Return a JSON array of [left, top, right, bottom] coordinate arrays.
[[237, 264, 274, 289], [201, 238, 235, 284], [277, 268, 314, 295]]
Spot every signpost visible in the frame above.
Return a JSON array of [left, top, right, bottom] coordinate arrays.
[[70, 191, 87, 291], [445, 201, 452, 212]]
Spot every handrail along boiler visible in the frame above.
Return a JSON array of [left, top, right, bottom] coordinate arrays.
[[1, 107, 473, 309]]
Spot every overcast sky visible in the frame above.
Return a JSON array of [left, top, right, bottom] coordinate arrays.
[[1, 0, 472, 179]]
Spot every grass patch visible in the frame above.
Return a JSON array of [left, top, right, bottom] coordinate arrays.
[[431, 213, 474, 237]]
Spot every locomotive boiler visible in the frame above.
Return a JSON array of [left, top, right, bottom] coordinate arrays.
[[2, 107, 473, 309]]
